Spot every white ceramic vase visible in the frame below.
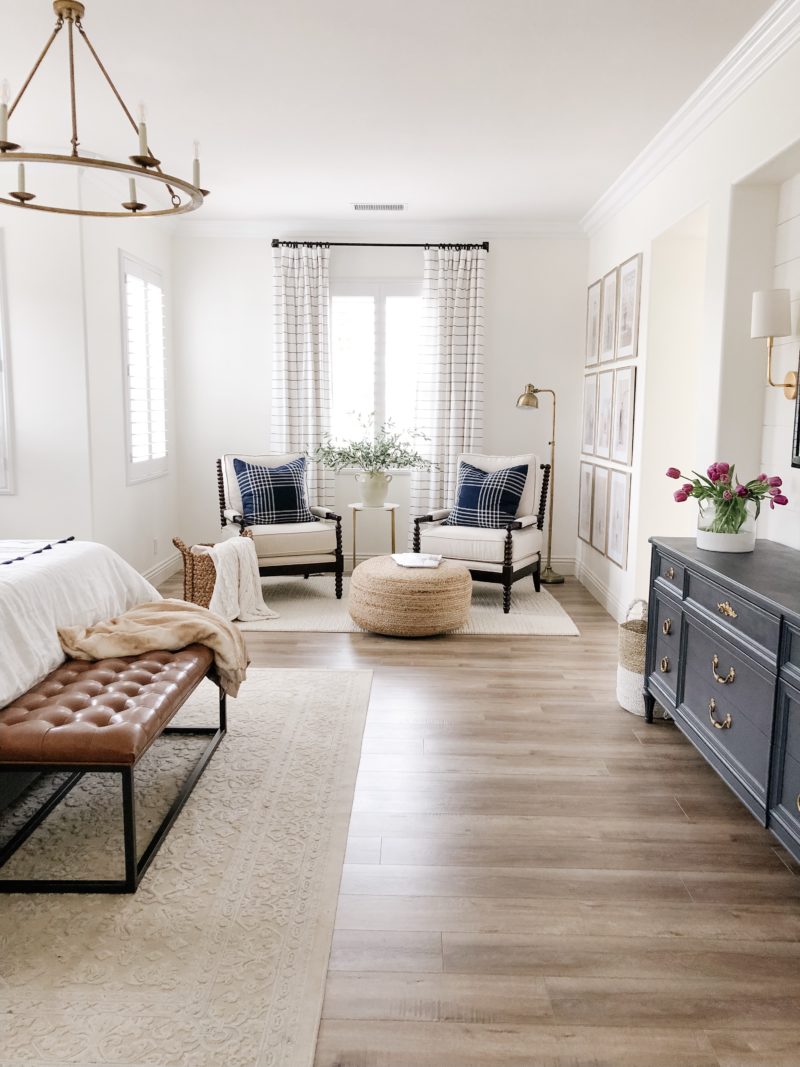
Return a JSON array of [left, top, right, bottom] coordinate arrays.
[[356, 471, 392, 507]]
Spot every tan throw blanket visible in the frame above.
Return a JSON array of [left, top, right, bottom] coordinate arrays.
[[58, 599, 249, 697]]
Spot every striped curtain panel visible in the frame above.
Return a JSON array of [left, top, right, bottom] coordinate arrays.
[[271, 244, 334, 507], [410, 246, 486, 529]]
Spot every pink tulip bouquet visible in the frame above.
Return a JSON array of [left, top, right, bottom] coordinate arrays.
[[666, 461, 789, 534]]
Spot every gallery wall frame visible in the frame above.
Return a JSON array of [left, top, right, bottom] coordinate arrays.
[[615, 253, 643, 361], [578, 461, 594, 544], [581, 373, 598, 455], [585, 279, 601, 367], [595, 370, 615, 460], [793, 348, 800, 469], [599, 268, 618, 363], [607, 469, 632, 569], [611, 365, 637, 465], [591, 465, 610, 554]]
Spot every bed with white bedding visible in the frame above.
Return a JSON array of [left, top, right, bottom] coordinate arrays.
[[0, 538, 160, 709]]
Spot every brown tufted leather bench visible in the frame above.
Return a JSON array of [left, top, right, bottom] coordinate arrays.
[[0, 644, 225, 894]]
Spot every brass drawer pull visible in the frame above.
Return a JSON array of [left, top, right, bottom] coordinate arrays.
[[660, 656, 670, 673], [796, 794, 800, 814], [711, 655, 736, 685], [717, 601, 738, 619], [662, 619, 672, 636], [708, 697, 732, 730], [665, 567, 675, 580]]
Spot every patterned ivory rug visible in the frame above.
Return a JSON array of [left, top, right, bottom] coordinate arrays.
[[0, 668, 372, 1067], [240, 575, 579, 636]]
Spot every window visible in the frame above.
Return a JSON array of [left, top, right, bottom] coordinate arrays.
[[0, 237, 12, 494], [120, 253, 167, 483], [330, 280, 422, 442]]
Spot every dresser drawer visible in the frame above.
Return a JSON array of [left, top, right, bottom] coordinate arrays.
[[781, 682, 800, 766], [653, 549, 684, 597], [683, 617, 775, 736], [651, 594, 681, 701], [681, 668, 771, 801], [774, 750, 800, 847], [685, 571, 780, 661], [784, 623, 800, 685]]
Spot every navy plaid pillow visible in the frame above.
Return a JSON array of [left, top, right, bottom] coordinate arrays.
[[233, 457, 314, 525], [444, 461, 529, 528]]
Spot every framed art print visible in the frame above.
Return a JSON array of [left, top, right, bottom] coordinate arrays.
[[591, 465, 609, 554], [581, 373, 598, 455], [585, 280, 601, 366], [594, 370, 614, 459], [793, 348, 800, 468], [578, 462, 594, 543], [611, 365, 636, 465], [616, 253, 642, 361], [599, 268, 618, 363], [607, 469, 631, 568]]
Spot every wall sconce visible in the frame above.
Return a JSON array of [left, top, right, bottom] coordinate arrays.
[[751, 289, 798, 400]]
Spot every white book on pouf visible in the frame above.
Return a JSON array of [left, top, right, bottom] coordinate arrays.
[[391, 553, 442, 568]]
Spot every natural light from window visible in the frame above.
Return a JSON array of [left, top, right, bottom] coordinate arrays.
[[330, 281, 422, 445], [121, 254, 167, 483]]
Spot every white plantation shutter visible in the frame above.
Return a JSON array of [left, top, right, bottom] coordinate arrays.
[[120, 254, 167, 482]]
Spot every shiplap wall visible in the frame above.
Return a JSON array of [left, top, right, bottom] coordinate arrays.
[[760, 173, 800, 550]]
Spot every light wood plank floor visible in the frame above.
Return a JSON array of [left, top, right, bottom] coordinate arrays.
[[165, 576, 800, 1066]]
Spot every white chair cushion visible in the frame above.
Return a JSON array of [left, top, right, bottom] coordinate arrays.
[[245, 521, 336, 558], [220, 452, 304, 516], [420, 522, 543, 566], [459, 453, 539, 518]]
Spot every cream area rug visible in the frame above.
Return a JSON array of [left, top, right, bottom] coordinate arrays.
[[0, 668, 372, 1067], [241, 575, 579, 636]]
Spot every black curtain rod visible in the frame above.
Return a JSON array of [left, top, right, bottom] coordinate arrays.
[[271, 239, 489, 251]]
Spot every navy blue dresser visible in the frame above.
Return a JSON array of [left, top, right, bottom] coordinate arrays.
[[644, 537, 800, 863]]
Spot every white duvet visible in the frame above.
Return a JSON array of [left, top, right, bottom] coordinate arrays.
[[0, 539, 160, 708]]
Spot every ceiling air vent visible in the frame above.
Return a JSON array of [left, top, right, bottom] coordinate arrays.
[[352, 202, 406, 212]]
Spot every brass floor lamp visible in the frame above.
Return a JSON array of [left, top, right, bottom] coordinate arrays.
[[516, 383, 563, 585]]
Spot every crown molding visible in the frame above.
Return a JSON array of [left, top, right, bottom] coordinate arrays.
[[581, 0, 800, 236], [174, 216, 584, 241]]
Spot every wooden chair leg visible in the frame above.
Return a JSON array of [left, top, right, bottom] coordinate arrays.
[[503, 576, 512, 613], [533, 560, 542, 593]]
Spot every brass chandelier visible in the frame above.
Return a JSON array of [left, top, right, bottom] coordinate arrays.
[[0, 0, 208, 218]]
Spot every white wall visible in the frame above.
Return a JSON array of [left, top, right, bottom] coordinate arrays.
[[81, 207, 177, 575], [578, 34, 800, 618], [0, 170, 177, 579], [172, 228, 587, 568], [759, 171, 800, 549]]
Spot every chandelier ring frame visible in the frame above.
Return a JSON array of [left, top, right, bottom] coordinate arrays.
[[0, 153, 203, 217]]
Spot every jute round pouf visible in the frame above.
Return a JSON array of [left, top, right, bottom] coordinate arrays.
[[348, 555, 472, 637]]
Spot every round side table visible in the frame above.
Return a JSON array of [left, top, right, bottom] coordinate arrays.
[[348, 502, 399, 570]]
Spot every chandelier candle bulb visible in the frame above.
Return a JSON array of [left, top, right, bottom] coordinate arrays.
[[0, 104, 7, 145], [128, 178, 136, 203], [137, 121, 148, 157], [192, 142, 200, 188], [17, 163, 24, 194]]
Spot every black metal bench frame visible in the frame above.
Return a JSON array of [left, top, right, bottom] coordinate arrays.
[[0, 682, 226, 894]]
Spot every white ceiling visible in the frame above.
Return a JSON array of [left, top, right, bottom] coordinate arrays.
[[0, 0, 775, 225]]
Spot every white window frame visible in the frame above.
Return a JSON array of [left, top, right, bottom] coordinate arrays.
[[330, 277, 422, 434], [0, 232, 14, 495], [119, 251, 168, 485]]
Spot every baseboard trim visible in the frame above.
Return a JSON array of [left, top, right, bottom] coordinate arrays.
[[143, 552, 182, 587], [575, 560, 625, 622]]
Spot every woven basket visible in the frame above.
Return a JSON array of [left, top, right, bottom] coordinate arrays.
[[172, 530, 253, 609], [616, 599, 648, 716]]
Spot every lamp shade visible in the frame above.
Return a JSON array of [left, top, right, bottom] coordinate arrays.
[[516, 384, 539, 409], [751, 289, 791, 339]]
